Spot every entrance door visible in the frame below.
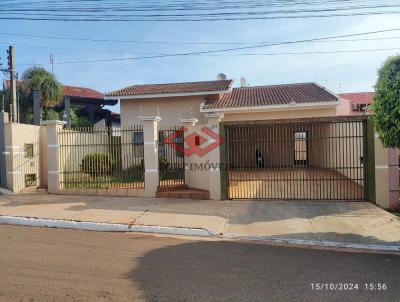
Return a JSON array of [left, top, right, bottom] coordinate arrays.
[[294, 131, 308, 166]]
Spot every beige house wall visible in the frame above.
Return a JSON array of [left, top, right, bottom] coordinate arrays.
[[120, 95, 216, 127]]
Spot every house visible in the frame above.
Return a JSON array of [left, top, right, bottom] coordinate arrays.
[[336, 92, 374, 116], [105, 80, 378, 202], [2, 80, 118, 127], [105, 80, 339, 126], [61, 85, 118, 127], [0, 78, 395, 209]]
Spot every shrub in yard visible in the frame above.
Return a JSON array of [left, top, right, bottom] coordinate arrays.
[[159, 157, 170, 170], [81, 152, 116, 176]]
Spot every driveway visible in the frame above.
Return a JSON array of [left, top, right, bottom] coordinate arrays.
[[0, 194, 399, 247]]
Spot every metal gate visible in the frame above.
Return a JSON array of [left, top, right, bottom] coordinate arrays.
[[225, 118, 367, 200], [158, 126, 185, 187]]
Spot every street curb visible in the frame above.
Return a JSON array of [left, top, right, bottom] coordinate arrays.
[[0, 215, 218, 237], [1, 215, 399, 252], [225, 234, 400, 252]]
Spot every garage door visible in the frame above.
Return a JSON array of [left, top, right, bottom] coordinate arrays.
[[224, 119, 367, 200]]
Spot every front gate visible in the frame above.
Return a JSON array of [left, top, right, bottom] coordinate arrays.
[[158, 126, 185, 187], [224, 118, 367, 200]]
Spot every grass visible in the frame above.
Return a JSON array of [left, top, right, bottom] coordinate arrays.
[[62, 166, 144, 189]]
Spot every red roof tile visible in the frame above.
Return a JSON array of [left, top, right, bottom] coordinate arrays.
[[203, 83, 338, 109], [4, 80, 104, 99], [63, 85, 104, 99], [338, 92, 374, 105], [105, 80, 233, 97]]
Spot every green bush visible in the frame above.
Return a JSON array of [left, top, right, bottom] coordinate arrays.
[[81, 152, 116, 176], [159, 157, 170, 170]]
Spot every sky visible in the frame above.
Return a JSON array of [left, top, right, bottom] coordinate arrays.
[[1, 4, 400, 113]]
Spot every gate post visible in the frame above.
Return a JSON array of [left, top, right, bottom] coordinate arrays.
[[43, 120, 66, 194], [205, 113, 224, 200], [140, 116, 161, 197]]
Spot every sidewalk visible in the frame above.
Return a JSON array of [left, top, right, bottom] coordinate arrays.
[[0, 194, 400, 250]]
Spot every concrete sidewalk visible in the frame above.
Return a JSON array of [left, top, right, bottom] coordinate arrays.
[[0, 194, 399, 248]]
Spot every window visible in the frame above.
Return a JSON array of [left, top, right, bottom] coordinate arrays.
[[133, 132, 144, 145], [25, 174, 37, 187], [24, 143, 34, 158]]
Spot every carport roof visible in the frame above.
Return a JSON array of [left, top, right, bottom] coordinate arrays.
[[202, 82, 338, 109]]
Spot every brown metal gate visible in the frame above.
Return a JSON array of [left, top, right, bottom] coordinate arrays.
[[158, 126, 185, 187], [225, 119, 367, 200]]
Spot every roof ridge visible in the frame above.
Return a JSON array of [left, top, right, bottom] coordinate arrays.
[[121, 79, 233, 88], [231, 82, 316, 90]]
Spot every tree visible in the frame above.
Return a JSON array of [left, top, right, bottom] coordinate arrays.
[[373, 55, 400, 148], [22, 67, 63, 109]]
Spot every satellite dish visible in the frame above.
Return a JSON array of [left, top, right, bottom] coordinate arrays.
[[217, 73, 227, 80], [240, 77, 247, 87]]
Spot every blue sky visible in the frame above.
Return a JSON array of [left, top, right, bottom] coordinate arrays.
[[1, 11, 400, 112]]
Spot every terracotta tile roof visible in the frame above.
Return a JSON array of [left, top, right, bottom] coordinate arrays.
[[105, 79, 233, 97], [338, 92, 374, 105], [4, 80, 104, 99], [63, 85, 104, 99], [203, 82, 338, 109]]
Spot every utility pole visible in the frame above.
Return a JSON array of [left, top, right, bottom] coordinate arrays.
[[50, 53, 54, 74], [7, 46, 17, 123]]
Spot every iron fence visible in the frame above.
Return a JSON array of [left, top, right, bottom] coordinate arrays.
[[224, 119, 366, 200], [58, 126, 144, 189], [158, 126, 185, 186]]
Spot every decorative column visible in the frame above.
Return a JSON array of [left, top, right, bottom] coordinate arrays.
[[43, 120, 66, 194], [140, 116, 161, 197], [205, 112, 224, 200]]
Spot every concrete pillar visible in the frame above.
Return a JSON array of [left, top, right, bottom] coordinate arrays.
[[43, 120, 66, 194], [140, 116, 160, 197], [205, 113, 224, 200], [373, 132, 397, 209], [388, 148, 399, 209]]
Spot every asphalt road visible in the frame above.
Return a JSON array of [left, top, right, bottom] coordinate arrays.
[[0, 225, 399, 302]]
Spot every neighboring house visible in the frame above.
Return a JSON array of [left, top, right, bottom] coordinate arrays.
[[336, 92, 374, 116], [61, 85, 118, 127], [3, 80, 118, 127]]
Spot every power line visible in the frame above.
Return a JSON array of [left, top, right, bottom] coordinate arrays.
[[2, 10, 400, 22], [208, 47, 400, 56], [3, 31, 400, 46], [1, 0, 400, 21], [16, 46, 400, 67]]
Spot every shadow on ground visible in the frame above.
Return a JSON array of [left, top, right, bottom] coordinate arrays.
[[128, 240, 400, 302], [261, 232, 400, 246]]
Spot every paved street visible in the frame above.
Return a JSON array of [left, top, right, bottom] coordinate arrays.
[[0, 225, 399, 302]]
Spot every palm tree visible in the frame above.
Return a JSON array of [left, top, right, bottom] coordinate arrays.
[[22, 67, 63, 109]]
